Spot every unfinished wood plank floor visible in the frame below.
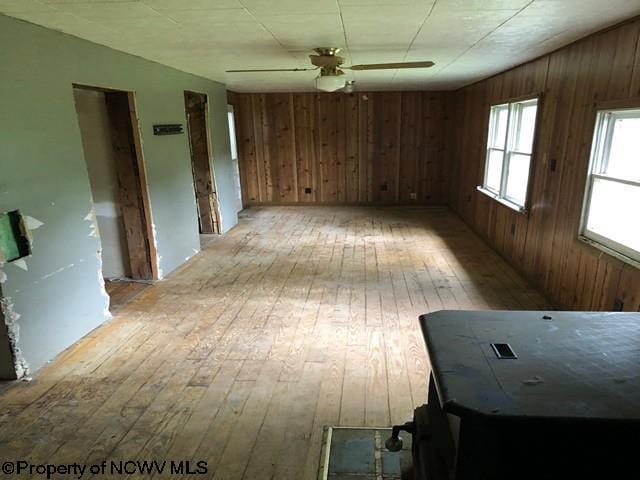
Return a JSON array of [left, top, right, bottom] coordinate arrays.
[[0, 206, 551, 480], [104, 280, 149, 312]]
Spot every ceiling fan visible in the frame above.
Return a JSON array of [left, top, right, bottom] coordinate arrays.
[[226, 47, 435, 92]]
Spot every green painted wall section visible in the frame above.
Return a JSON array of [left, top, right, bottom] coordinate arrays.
[[0, 213, 21, 263], [0, 14, 238, 375]]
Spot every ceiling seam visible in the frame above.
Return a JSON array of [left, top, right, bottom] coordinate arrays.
[[391, 0, 439, 82], [235, 0, 300, 64], [432, 0, 536, 79], [137, 3, 179, 26], [336, 0, 353, 82]]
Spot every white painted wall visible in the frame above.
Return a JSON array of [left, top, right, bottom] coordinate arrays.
[[73, 89, 130, 279]]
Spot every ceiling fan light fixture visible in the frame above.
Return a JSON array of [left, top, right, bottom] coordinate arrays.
[[343, 80, 355, 94], [315, 74, 346, 92]]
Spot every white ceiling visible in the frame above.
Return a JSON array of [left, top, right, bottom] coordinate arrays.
[[2, 0, 639, 91]]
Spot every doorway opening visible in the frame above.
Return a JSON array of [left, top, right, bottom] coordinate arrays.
[[227, 104, 244, 213], [184, 91, 221, 240], [73, 85, 156, 311]]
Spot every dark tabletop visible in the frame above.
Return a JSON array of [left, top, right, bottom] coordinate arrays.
[[420, 310, 640, 421]]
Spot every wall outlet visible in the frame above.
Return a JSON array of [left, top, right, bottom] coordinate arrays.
[[409, 192, 417, 200], [304, 187, 312, 194]]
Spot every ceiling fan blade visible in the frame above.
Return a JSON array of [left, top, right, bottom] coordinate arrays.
[[226, 68, 316, 73], [347, 61, 434, 71]]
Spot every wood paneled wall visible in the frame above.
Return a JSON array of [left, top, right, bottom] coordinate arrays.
[[229, 92, 450, 205], [447, 17, 640, 311], [228, 17, 640, 312]]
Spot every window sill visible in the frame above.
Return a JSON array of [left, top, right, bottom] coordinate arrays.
[[578, 235, 640, 270], [476, 186, 527, 215]]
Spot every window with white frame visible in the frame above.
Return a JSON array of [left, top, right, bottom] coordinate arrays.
[[580, 108, 640, 265], [481, 98, 539, 210]]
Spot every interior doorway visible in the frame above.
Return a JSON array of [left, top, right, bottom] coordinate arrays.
[[227, 104, 243, 213], [184, 91, 221, 235], [73, 85, 156, 310]]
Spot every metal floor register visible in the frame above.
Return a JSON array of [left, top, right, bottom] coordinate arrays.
[[318, 427, 412, 480]]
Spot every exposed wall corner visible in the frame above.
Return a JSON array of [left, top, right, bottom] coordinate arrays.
[[0, 284, 30, 380]]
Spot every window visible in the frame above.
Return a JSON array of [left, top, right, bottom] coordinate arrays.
[[580, 108, 640, 266], [480, 98, 539, 211]]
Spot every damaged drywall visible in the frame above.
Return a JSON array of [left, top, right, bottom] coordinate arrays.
[[151, 222, 164, 279], [1, 13, 237, 374], [11, 259, 27, 271], [83, 207, 112, 317], [0, 293, 30, 379], [23, 216, 44, 231], [0, 277, 19, 379], [0, 212, 45, 379], [84, 208, 100, 238]]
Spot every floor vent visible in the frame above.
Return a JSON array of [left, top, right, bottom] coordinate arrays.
[[318, 427, 412, 480]]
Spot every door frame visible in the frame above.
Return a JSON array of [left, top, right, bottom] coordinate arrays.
[[73, 83, 158, 280], [226, 103, 244, 213], [184, 90, 222, 234]]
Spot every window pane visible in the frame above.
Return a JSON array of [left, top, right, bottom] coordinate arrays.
[[505, 153, 531, 206], [514, 102, 538, 153], [586, 177, 640, 253], [606, 116, 640, 181], [485, 149, 504, 192], [489, 105, 509, 149]]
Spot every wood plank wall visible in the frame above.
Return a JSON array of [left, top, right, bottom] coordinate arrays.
[[447, 17, 640, 312], [229, 92, 451, 205]]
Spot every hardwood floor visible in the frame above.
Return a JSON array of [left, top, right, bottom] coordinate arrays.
[[0, 206, 550, 480], [104, 280, 149, 312]]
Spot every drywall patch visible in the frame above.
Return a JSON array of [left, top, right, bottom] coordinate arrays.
[[84, 209, 111, 317], [40, 263, 75, 281], [23, 216, 44, 231], [12, 259, 28, 271], [0, 213, 44, 377], [218, 210, 225, 233], [18, 213, 43, 252], [0, 295, 30, 378], [84, 208, 100, 238], [152, 223, 163, 279], [95, 252, 112, 319], [157, 256, 164, 279]]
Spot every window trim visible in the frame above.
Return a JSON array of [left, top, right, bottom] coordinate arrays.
[[477, 185, 526, 213], [479, 94, 542, 214], [579, 104, 640, 269]]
